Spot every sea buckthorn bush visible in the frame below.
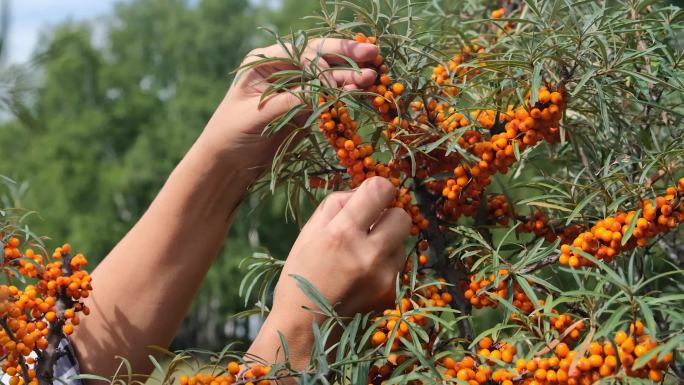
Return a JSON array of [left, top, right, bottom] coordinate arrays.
[[178, 0, 684, 383], [207, 0, 683, 384], [0, 190, 92, 385]]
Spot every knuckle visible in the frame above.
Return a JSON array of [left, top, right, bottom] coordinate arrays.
[[326, 224, 352, 244], [358, 254, 378, 276], [377, 208, 412, 240], [363, 176, 394, 196], [307, 38, 323, 50], [392, 208, 413, 233], [366, 242, 385, 261], [322, 191, 347, 208]]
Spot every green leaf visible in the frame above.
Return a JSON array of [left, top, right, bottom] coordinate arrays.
[[515, 274, 541, 308], [513, 140, 520, 161], [566, 191, 600, 225], [264, 103, 306, 135], [656, 335, 684, 361], [148, 355, 164, 375], [526, 201, 572, 212], [635, 297, 657, 337], [530, 62, 543, 105], [290, 274, 336, 316], [570, 247, 626, 288], [621, 208, 641, 246], [570, 68, 596, 97], [278, 331, 290, 361]]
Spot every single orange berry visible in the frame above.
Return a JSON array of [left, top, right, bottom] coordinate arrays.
[[227, 361, 240, 376]]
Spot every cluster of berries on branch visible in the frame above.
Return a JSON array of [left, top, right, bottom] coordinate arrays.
[[560, 179, 684, 268], [512, 320, 672, 384], [0, 237, 91, 385], [370, 279, 453, 351], [179, 362, 274, 385]]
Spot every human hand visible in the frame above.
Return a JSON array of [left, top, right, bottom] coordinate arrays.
[[197, 38, 380, 172], [247, 177, 410, 368], [273, 176, 411, 318]]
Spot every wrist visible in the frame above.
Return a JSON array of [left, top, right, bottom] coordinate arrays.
[[248, 309, 315, 369], [196, 97, 278, 175], [188, 133, 263, 185]]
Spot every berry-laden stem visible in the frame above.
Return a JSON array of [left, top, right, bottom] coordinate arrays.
[[413, 178, 473, 342], [0, 317, 32, 384], [36, 252, 74, 385]]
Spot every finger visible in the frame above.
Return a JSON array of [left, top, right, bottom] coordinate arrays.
[[300, 51, 336, 88], [331, 67, 377, 89], [369, 207, 412, 256], [378, 249, 405, 307], [289, 191, 354, 259], [260, 85, 305, 117], [304, 191, 354, 231], [331, 177, 397, 231], [308, 38, 380, 64], [243, 39, 378, 68]]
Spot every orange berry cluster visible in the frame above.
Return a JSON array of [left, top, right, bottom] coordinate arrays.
[[613, 321, 672, 381], [560, 179, 684, 268], [477, 337, 518, 365], [548, 313, 583, 341], [510, 309, 584, 344], [427, 320, 672, 385], [440, 354, 495, 383], [318, 35, 569, 240], [436, 338, 519, 384], [513, 321, 672, 384], [0, 238, 91, 385], [464, 269, 509, 309], [434, 86, 566, 222], [315, 33, 429, 237], [465, 271, 540, 314], [486, 194, 511, 225], [465, 270, 583, 342], [371, 279, 453, 351], [180, 362, 272, 385], [368, 353, 414, 385], [317, 97, 394, 187], [431, 46, 483, 97]]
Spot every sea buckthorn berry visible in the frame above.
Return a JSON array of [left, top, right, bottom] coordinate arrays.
[[228, 361, 240, 375], [479, 337, 493, 349], [372, 331, 387, 346], [391, 83, 405, 95], [538, 90, 551, 103]]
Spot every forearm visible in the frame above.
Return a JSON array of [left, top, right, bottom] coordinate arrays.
[[72, 136, 258, 377]]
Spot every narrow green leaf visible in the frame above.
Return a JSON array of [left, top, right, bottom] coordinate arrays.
[[621, 208, 641, 246], [566, 191, 600, 225]]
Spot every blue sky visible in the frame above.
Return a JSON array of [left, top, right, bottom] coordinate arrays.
[[8, 0, 122, 63]]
